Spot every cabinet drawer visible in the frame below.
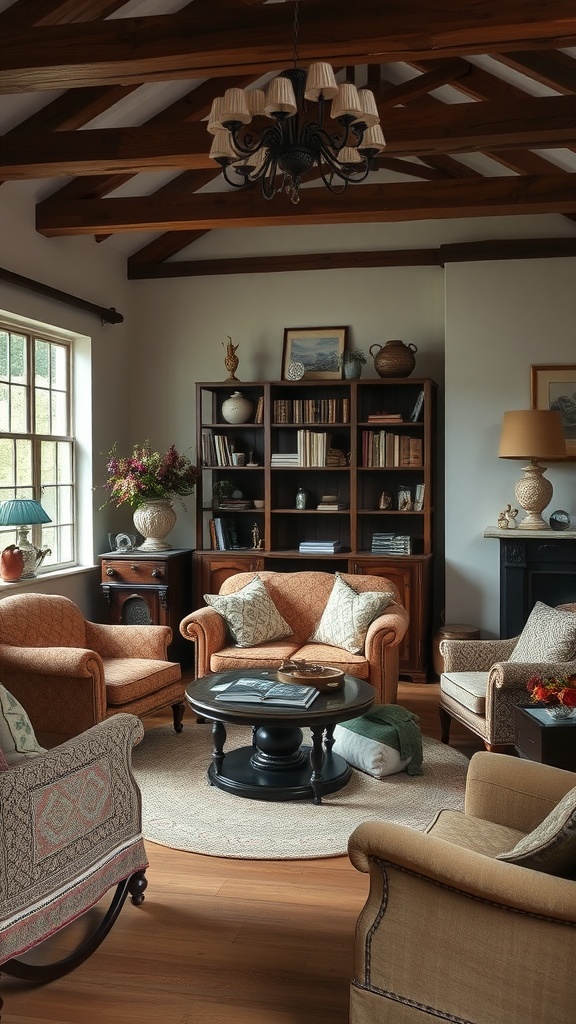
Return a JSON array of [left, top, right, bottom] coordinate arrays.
[[101, 558, 167, 584]]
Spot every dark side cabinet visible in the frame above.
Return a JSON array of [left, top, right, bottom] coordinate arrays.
[[514, 706, 576, 771], [99, 548, 194, 668]]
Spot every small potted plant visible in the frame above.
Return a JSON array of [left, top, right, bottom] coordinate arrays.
[[339, 350, 367, 379]]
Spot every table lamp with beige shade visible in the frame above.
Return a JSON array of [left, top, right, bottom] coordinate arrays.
[[498, 409, 566, 530]]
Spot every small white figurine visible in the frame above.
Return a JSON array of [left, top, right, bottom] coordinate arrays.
[[498, 503, 518, 529]]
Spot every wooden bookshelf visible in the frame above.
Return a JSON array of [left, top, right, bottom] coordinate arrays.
[[195, 378, 437, 681]]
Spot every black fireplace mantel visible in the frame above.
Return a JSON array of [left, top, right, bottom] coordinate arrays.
[[484, 528, 576, 637]]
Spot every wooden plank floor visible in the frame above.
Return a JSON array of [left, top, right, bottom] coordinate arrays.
[[1, 681, 483, 1024]]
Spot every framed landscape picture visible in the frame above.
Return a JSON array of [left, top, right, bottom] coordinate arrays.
[[282, 326, 348, 380], [531, 364, 576, 458]]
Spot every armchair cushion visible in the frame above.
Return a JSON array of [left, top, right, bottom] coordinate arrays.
[[0, 684, 46, 765], [497, 785, 576, 877], [204, 575, 292, 648], [310, 573, 394, 654], [440, 671, 489, 714], [509, 601, 576, 663]]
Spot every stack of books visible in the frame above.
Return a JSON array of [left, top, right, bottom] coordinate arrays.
[[271, 452, 299, 467], [317, 494, 348, 511], [371, 533, 412, 555], [299, 540, 343, 554]]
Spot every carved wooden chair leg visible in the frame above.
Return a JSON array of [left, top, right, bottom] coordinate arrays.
[[1, 869, 147, 985], [439, 705, 452, 744], [171, 701, 185, 732]]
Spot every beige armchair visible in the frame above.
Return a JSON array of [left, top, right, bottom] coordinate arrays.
[[0, 714, 147, 1010], [0, 592, 185, 747], [439, 602, 576, 751], [348, 752, 576, 1024], [180, 570, 409, 704]]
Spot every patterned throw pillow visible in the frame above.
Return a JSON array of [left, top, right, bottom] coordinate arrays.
[[310, 573, 394, 654], [508, 601, 576, 663], [496, 786, 576, 876], [0, 684, 46, 766], [204, 575, 292, 648]]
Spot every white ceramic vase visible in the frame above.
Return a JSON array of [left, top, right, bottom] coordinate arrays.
[[133, 499, 177, 551], [221, 391, 253, 424]]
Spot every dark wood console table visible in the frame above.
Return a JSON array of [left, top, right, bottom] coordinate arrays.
[[484, 528, 576, 637]]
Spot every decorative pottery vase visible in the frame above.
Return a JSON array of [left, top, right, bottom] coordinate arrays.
[[221, 391, 254, 424], [0, 544, 24, 582], [369, 340, 417, 378], [133, 499, 177, 551], [545, 705, 575, 720]]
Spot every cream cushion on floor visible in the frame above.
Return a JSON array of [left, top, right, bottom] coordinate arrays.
[[440, 671, 489, 715]]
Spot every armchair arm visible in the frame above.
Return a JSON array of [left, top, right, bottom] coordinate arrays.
[[348, 818, 576, 921], [180, 606, 230, 678], [464, 750, 576, 832], [484, 658, 576, 745], [441, 636, 518, 671], [0, 644, 107, 744], [0, 715, 148, 964], [85, 621, 172, 660]]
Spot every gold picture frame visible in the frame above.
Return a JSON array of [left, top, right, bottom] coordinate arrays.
[[282, 326, 348, 380], [531, 364, 576, 459]]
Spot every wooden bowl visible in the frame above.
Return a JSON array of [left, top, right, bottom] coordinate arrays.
[[276, 664, 345, 690]]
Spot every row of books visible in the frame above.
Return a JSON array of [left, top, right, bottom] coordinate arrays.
[[273, 397, 350, 424], [371, 533, 412, 554], [209, 518, 247, 551], [201, 431, 248, 467], [361, 431, 423, 468]]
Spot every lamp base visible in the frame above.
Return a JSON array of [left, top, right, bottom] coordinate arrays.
[[16, 526, 51, 577], [515, 460, 553, 531]]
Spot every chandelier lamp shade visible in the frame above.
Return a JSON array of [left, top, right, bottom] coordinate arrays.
[[498, 409, 566, 530], [0, 499, 52, 578], [207, 14, 386, 205]]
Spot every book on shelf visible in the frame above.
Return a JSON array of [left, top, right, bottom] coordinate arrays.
[[367, 412, 403, 423], [316, 503, 348, 510], [371, 533, 411, 554], [410, 390, 425, 422], [299, 540, 342, 553], [254, 396, 264, 424], [273, 397, 350, 425], [214, 678, 319, 707], [414, 483, 425, 511]]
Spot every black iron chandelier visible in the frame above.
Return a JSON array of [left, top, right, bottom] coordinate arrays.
[[207, 2, 386, 204]]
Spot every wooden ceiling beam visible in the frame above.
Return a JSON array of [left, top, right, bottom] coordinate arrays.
[[2, 2, 576, 93], [11, 94, 576, 180], [35, 174, 576, 236], [0, 0, 128, 29], [494, 51, 576, 94], [126, 237, 576, 280]]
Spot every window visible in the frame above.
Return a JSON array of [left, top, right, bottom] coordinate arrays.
[[0, 325, 74, 569]]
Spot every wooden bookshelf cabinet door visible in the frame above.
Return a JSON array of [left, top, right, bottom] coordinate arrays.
[[351, 557, 432, 683], [194, 552, 265, 605]]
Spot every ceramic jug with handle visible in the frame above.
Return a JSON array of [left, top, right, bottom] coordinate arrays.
[[369, 339, 417, 378]]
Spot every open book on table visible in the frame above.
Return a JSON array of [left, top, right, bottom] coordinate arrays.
[[214, 678, 319, 708]]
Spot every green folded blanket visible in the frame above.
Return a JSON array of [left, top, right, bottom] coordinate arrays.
[[338, 704, 423, 776]]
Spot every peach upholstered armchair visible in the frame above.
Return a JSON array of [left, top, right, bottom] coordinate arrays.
[[0, 592, 185, 747], [180, 570, 409, 704]]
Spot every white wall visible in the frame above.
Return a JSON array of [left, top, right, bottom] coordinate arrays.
[[445, 258, 576, 636]]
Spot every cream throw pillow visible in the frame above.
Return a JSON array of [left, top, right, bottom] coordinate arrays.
[[0, 684, 46, 766], [496, 786, 576, 877], [204, 576, 292, 648], [310, 573, 394, 654], [509, 601, 576, 663]]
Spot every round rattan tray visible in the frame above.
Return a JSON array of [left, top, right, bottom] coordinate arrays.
[[277, 664, 345, 690]]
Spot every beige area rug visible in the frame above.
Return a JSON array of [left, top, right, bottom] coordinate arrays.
[[131, 723, 469, 860]]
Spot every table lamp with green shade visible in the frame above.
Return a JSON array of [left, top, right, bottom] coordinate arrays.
[[498, 409, 566, 530], [0, 499, 52, 578]]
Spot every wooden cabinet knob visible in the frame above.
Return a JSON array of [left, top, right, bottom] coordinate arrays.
[[106, 567, 116, 576]]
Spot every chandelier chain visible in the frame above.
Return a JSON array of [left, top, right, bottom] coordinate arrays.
[[292, 2, 299, 69]]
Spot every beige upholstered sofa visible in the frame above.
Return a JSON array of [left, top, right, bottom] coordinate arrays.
[[348, 751, 576, 1024], [180, 570, 409, 704]]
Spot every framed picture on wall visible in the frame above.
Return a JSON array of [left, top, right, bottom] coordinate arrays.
[[531, 364, 576, 458], [282, 326, 348, 380]]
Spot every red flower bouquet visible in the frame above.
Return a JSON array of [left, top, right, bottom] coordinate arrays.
[[526, 673, 576, 708]]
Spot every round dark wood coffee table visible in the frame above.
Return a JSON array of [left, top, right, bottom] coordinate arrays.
[[185, 670, 375, 804]]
